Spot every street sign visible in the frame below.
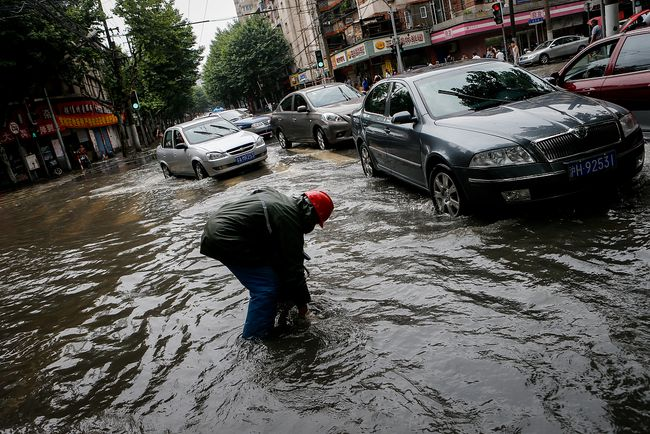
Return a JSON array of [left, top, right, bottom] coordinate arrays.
[[9, 122, 19, 135], [528, 17, 544, 24]]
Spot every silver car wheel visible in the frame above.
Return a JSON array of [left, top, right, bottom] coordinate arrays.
[[540, 54, 550, 65], [161, 164, 172, 178], [360, 144, 376, 177], [194, 162, 207, 180], [431, 170, 461, 217], [316, 128, 328, 150]]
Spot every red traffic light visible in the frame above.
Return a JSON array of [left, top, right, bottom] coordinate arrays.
[[492, 2, 503, 24]]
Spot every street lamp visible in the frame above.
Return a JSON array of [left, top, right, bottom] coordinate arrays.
[[386, 0, 404, 73]]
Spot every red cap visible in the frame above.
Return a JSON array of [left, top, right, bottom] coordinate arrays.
[[304, 190, 333, 227]]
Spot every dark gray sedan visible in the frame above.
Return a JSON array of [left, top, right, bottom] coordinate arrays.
[[351, 60, 645, 216], [271, 83, 363, 150]]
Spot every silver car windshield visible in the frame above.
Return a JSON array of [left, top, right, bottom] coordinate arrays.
[[415, 62, 555, 117], [305, 85, 362, 107], [534, 40, 552, 51], [183, 118, 240, 144]]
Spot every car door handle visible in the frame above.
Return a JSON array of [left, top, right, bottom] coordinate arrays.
[[584, 87, 595, 94]]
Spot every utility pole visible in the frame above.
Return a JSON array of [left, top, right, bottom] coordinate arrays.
[[387, 0, 404, 73], [98, 0, 131, 156], [508, 0, 516, 43], [543, 0, 553, 40]]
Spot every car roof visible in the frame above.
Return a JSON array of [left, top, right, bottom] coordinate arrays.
[[620, 9, 650, 32], [593, 24, 650, 44], [377, 59, 505, 82]]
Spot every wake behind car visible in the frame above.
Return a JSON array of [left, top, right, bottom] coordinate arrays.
[[518, 35, 588, 66], [271, 82, 364, 150], [156, 117, 267, 180], [216, 109, 272, 138], [352, 60, 645, 217]]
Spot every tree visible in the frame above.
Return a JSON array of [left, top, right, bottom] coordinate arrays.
[[203, 16, 293, 110], [114, 0, 201, 121], [0, 0, 104, 105], [190, 85, 212, 115]]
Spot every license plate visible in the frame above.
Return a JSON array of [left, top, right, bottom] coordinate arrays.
[[235, 152, 255, 164], [566, 150, 616, 178]]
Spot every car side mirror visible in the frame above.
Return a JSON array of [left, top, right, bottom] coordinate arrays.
[[175, 143, 188, 150], [297, 105, 308, 113], [545, 72, 561, 85], [391, 111, 417, 125]]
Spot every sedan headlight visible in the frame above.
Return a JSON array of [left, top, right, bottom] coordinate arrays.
[[206, 151, 227, 161], [470, 146, 535, 167], [321, 112, 344, 122], [255, 136, 265, 146], [619, 112, 639, 138], [251, 121, 265, 128]]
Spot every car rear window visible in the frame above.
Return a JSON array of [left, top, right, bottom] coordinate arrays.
[[306, 85, 362, 107], [182, 118, 239, 144], [613, 34, 650, 74]]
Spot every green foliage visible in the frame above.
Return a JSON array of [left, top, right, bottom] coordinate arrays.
[[0, 0, 104, 104], [190, 85, 212, 114], [114, 0, 201, 119], [203, 16, 292, 107]]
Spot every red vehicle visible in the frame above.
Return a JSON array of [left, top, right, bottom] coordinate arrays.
[[619, 9, 649, 33], [549, 27, 650, 139]]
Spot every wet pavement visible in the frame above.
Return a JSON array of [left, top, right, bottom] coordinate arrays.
[[1, 138, 649, 433]]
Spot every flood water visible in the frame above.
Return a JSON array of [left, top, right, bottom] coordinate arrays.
[[1, 141, 649, 433]]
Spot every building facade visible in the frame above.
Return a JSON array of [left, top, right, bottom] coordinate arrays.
[[0, 73, 122, 189]]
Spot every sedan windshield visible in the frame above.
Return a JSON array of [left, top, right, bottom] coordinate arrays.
[[183, 118, 239, 144], [305, 85, 362, 107], [534, 40, 552, 51], [219, 110, 249, 122], [416, 62, 555, 117]]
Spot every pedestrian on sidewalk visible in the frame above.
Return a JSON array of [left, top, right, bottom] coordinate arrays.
[[200, 187, 334, 339]]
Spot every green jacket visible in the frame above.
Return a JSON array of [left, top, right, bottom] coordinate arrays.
[[200, 187, 318, 305]]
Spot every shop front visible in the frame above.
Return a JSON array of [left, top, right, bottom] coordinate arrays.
[[0, 98, 121, 188], [429, 1, 588, 62], [331, 30, 433, 87]]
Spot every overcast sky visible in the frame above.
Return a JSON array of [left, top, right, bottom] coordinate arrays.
[[100, 0, 238, 67]]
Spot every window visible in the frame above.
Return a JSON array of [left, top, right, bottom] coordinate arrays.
[[563, 40, 618, 81], [613, 34, 650, 75], [173, 130, 184, 145], [305, 85, 362, 107], [364, 82, 391, 115], [163, 130, 173, 148], [388, 83, 415, 117], [420, 6, 427, 19], [280, 96, 293, 111], [294, 94, 308, 110]]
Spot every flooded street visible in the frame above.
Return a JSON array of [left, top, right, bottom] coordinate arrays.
[[1, 140, 649, 433]]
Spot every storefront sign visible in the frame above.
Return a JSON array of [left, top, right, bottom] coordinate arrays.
[[332, 51, 348, 68], [55, 100, 118, 129], [528, 10, 545, 24], [346, 43, 367, 62], [372, 37, 393, 54], [398, 31, 429, 49]]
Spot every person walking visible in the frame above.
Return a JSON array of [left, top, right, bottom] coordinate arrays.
[[200, 187, 334, 339], [510, 41, 520, 65], [362, 76, 370, 92], [495, 48, 505, 61], [589, 19, 602, 44]]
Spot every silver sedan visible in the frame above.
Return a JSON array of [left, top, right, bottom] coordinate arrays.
[[156, 117, 267, 180], [518, 35, 589, 66]]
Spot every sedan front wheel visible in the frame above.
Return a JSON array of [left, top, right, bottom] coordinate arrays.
[[277, 130, 292, 149], [429, 167, 464, 217], [194, 162, 208, 180], [316, 127, 329, 150]]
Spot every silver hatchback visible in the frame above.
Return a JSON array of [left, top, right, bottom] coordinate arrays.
[[518, 35, 589, 66], [156, 117, 267, 180]]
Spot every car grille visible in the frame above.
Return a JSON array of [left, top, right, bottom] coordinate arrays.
[[533, 122, 620, 161], [227, 142, 255, 155]]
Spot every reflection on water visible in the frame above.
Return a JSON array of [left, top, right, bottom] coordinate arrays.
[[0, 145, 648, 432]]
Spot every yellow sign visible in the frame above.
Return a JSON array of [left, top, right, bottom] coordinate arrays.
[[57, 114, 118, 129]]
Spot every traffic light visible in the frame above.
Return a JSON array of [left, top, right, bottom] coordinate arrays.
[[130, 90, 140, 110], [315, 50, 324, 68], [492, 2, 503, 25]]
